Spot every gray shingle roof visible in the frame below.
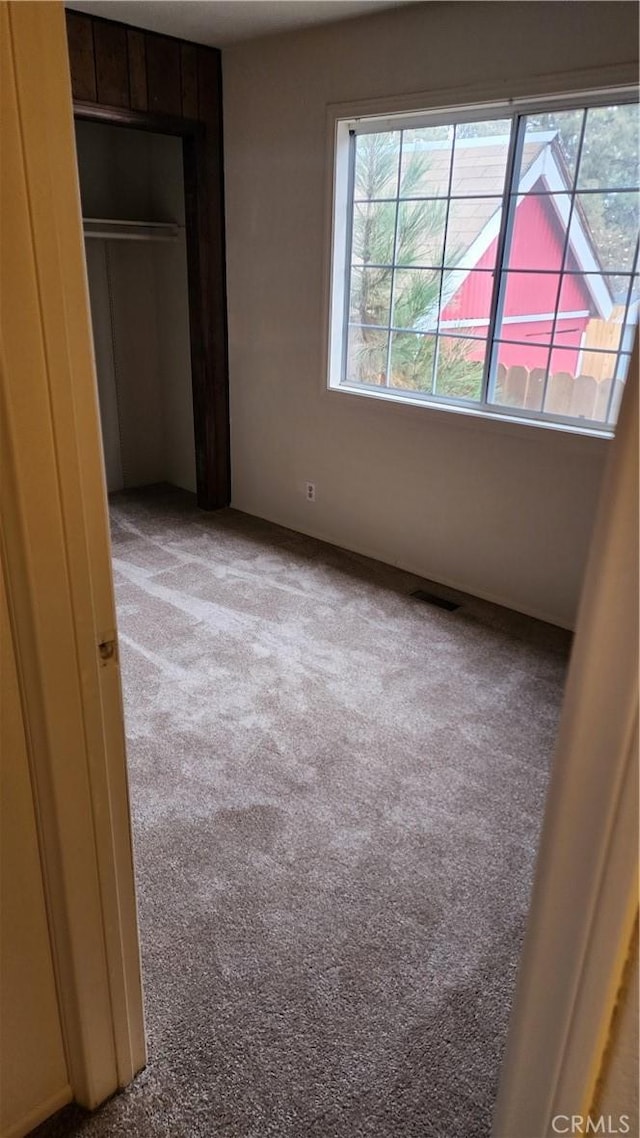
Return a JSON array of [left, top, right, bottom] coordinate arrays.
[[399, 137, 549, 261]]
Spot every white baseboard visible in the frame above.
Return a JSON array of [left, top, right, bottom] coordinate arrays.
[[231, 504, 575, 631]]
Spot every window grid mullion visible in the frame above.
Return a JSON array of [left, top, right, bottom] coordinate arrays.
[[482, 114, 527, 406], [349, 264, 636, 280], [605, 237, 639, 425], [346, 322, 632, 356], [384, 132, 405, 387], [539, 110, 588, 412], [431, 125, 458, 395], [354, 186, 640, 204]]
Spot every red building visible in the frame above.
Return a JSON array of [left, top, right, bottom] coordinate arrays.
[[433, 133, 612, 373]]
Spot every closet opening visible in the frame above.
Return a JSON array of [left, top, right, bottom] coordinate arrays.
[[74, 107, 227, 507], [76, 118, 197, 496]]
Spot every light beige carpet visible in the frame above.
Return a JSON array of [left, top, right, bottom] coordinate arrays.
[[33, 484, 570, 1138]]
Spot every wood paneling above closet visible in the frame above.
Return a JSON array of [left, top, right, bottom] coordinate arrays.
[[66, 11, 97, 102], [66, 10, 216, 124], [93, 19, 129, 108], [125, 30, 146, 111]]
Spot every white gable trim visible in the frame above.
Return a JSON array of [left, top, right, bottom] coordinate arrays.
[[436, 143, 613, 322], [439, 309, 591, 331], [528, 150, 613, 317]]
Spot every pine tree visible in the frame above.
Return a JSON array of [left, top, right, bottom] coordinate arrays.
[[348, 132, 484, 399]]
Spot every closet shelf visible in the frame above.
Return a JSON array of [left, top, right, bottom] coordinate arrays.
[[83, 218, 181, 242]]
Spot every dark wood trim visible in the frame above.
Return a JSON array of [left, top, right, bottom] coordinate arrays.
[[182, 131, 210, 507], [195, 46, 230, 510], [67, 12, 230, 511], [73, 100, 194, 137], [180, 44, 198, 121], [66, 11, 97, 102], [93, 19, 130, 109], [146, 34, 181, 117], [126, 30, 147, 113]]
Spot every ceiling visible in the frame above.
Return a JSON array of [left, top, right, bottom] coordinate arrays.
[[65, 1, 417, 48]]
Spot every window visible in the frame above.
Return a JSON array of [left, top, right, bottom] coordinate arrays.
[[328, 93, 639, 433]]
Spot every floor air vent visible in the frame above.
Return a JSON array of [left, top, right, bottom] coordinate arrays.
[[411, 589, 460, 612]]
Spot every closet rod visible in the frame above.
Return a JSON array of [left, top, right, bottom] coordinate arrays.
[[83, 218, 180, 242]]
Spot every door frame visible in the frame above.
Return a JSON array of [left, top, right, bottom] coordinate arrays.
[[493, 339, 639, 1135], [1, 0, 146, 1110]]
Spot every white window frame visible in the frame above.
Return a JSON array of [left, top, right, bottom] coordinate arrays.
[[326, 86, 639, 438]]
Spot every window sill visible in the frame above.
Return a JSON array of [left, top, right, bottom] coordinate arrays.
[[326, 380, 614, 449]]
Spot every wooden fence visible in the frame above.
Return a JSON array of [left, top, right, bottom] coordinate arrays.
[[495, 363, 623, 424], [581, 306, 626, 381], [497, 308, 632, 421]]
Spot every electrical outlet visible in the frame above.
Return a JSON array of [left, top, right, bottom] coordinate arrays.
[[305, 481, 316, 502]]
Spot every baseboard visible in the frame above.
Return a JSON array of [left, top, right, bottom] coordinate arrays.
[[2, 1085, 73, 1138], [230, 504, 575, 631]]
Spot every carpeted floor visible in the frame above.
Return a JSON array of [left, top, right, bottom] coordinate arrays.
[[34, 485, 571, 1138]]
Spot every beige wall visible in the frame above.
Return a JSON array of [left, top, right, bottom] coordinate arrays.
[[223, 0, 638, 628]]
